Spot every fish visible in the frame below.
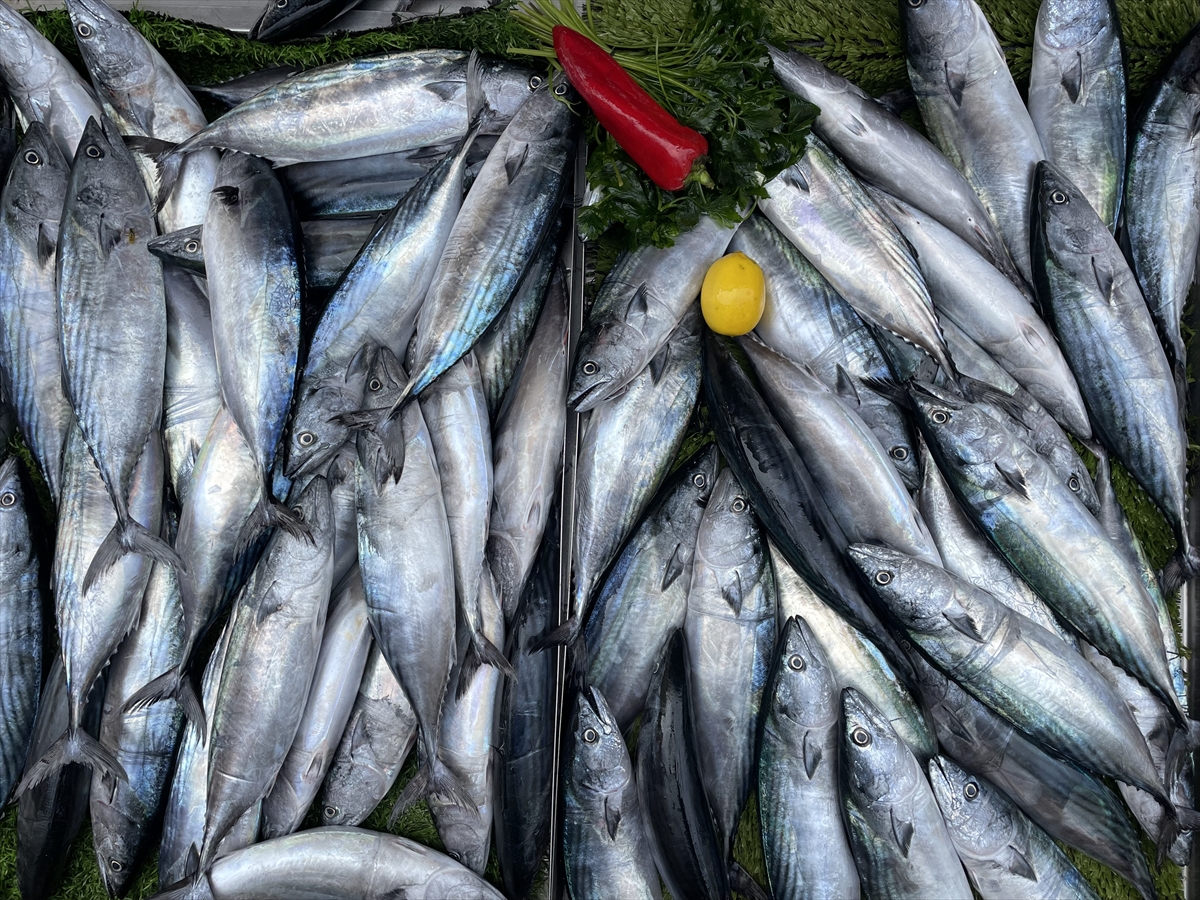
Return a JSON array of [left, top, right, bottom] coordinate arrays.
[[585, 446, 717, 730], [199, 475, 335, 871], [768, 45, 1018, 279], [487, 261, 567, 621], [638, 631, 730, 900], [250, 0, 366, 41], [0, 123, 72, 504], [260, 568, 372, 840], [929, 755, 1103, 900], [1033, 160, 1196, 587], [56, 116, 175, 590], [0, 3, 102, 160], [841, 687, 972, 900], [848, 544, 1170, 805], [562, 687, 661, 900], [189, 66, 303, 109], [569, 214, 735, 411], [872, 188, 1090, 440], [1028, 0, 1126, 231], [903, 0, 1045, 283], [0, 456, 42, 805], [147, 224, 205, 275], [384, 74, 576, 418], [760, 134, 955, 376], [732, 212, 919, 488], [758, 616, 861, 900]]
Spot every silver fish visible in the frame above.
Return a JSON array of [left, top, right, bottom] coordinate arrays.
[[250, 0, 366, 41]]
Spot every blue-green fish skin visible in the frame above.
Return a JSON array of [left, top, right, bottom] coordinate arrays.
[[841, 687, 972, 900], [929, 755, 1102, 900], [1028, 0, 1126, 232], [758, 616, 860, 900]]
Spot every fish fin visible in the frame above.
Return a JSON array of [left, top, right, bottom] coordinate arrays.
[[728, 862, 770, 900], [844, 115, 868, 137], [36, 222, 55, 267], [722, 569, 744, 615], [1091, 255, 1115, 304], [149, 871, 214, 900], [210, 185, 239, 207], [83, 516, 182, 595], [1061, 52, 1083, 103], [505, 142, 530, 184], [121, 666, 206, 737], [458, 631, 515, 698], [98, 215, 124, 256], [264, 498, 313, 543], [661, 543, 685, 591], [1018, 319, 1046, 350], [333, 406, 388, 430], [388, 761, 429, 826], [16, 728, 128, 797], [531, 615, 578, 653], [891, 808, 915, 857], [256, 580, 284, 627], [1005, 844, 1038, 880], [942, 599, 986, 642], [835, 365, 860, 404], [129, 97, 157, 136], [625, 282, 650, 323], [648, 341, 671, 384], [802, 730, 823, 779], [874, 86, 915, 116], [124, 135, 181, 210], [944, 61, 966, 106], [942, 708, 973, 741], [423, 80, 462, 102], [994, 458, 1030, 500], [604, 793, 622, 840], [783, 165, 809, 192], [464, 49, 488, 129]]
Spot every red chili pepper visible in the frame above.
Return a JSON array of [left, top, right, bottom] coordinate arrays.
[[552, 25, 712, 192]]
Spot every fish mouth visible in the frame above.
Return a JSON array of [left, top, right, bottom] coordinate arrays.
[[568, 378, 612, 413]]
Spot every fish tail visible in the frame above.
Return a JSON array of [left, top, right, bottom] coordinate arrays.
[[1161, 545, 1200, 596], [728, 862, 769, 900], [123, 134, 184, 211], [83, 515, 182, 594], [457, 631, 515, 699], [149, 870, 214, 900], [16, 728, 128, 797], [387, 763, 429, 828], [234, 493, 311, 559], [122, 666, 207, 736], [464, 49, 488, 136], [530, 614, 578, 654]]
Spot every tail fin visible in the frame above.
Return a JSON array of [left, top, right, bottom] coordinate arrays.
[[124, 135, 184, 211], [234, 492, 312, 560], [531, 616, 587, 685], [729, 862, 770, 900], [83, 516, 182, 594], [387, 753, 478, 828], [121, 666, 207, 736], [148, 870, 214, 900], [1161, 545, 1200, 596], [16, 728, 128, 797], [456, 630, 515, 698]]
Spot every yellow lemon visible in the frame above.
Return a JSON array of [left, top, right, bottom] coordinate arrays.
[[701, 252, 765, 336]]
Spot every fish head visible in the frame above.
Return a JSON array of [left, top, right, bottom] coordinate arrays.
[[771, 616, 838, 730], [364, 346, 408, 409], [0, 4, 42, 75], [0, 457, 28, 541], [90, 790, 142, 896], [676, 443, 720, 510], [70, 117, 150, 220], [286, 349, 371, 478], [147, 224, 205, 272], [569, 322, 642, 411], [64, 0, 147, 99], [910, 382, 1010, 467], [1038, 0, 1112, 52], [482, 62, 548, 129], [5, 122, 69, 229], [1033, 160, 1104, 259], [901, 0, 980, 66], [507, 70, 578, 145], [928, 755, 1020, 862], [569, 686, 630, 797], [841, 686, 918, 804], [695, 466, 760, 570], [767, 46, 864, 111], [248, 0, 306, 41]]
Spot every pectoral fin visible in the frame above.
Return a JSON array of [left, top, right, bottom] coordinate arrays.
[[944, 62, 967, 106], [891, 808, 915, 857], [995, 459, 1030, 500], [802, 730, 823, 779], [1061, 53, 1083, 103], [942, 598, 986, 642], [505, 143, 530, 184], [604, 794, 622, 840]]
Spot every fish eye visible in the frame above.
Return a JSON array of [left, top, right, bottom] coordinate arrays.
[[964, 781, 979, 800], [875, 570, 893, 585], [448, 850, 461, 861], [298, 431, 316, 447], [554, 83, 568, 96], [85, 144, 103, 159], [276, 0, 288, 6], [184, 240, 199, 254], [292, 505, 304, 519], [900, 639, 911, 651], [731, 497, 747, 514], [0, 492, 16, 508], [529, 75, 543, 90], [930, 409, 950, 425], [1067, 475, 1080, 492], [907, 0, 925, 6], [787, 654, 805, 671], [324, 805, 338, 818], [77, 22, 93, 38], [23, 150, 40, 166], [890, 446, 909, 461], [582, 727, 598, 743], [108, 858, 123, 872], [581, 361, 598, 376], [368, 377, 382, 391], [692, 473, 706, 488], [1051, 190, 1068, 205], [851, 727, 872, 746]]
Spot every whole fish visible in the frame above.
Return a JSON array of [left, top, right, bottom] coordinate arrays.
[[250, 0, 366, 41], [494, 522, 558, 900], [204, 150, 303, 540], [429, 562, 505, 873], [760, 134, 954, 376], [585, 446, 717, 730], [0, 3, 102, 160], [90, 557, 185, 896], [915, 650, 1153, 899], [1122, 22, 1200, 385], [566, 309, 701, 647], [487, 262, 567, 621], [770, 541, 935, 760], [355, 349, 463, 815], [684, 467, 775, 860], [841, 687, 972, 900], [189, 66, 303, 109], [570, 214, 735, 411], [903, 0, 1045, 283], [910, 381, 1182, 721], [0, 457, 41, 804], [758, 616, 860, 900], [199, 475, 335, 871], [732, 212, 919, 488], [0, 123, 71, 503], [152, 827, 507, 900], [56, 116, 174, 589], [385, 74, 576, 417], [563, 687, 661, 900], [849, 544, 1170, 805], [317, 642, 418, 828], [260, 569, 372, 839], [639, 631, 730, 900], [768, 46, 1017, 278], [20, 425, 161, 794], [1033, 160, 1196, 586], [873, 188, 1090, 439], [705, 334, 905, 661], [475, 228, 557, 417], [929, 755, 1102, 900], [742, 335, 940, 565], [287, 60, 488, 480], [1028, 0, 1126, 231]]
